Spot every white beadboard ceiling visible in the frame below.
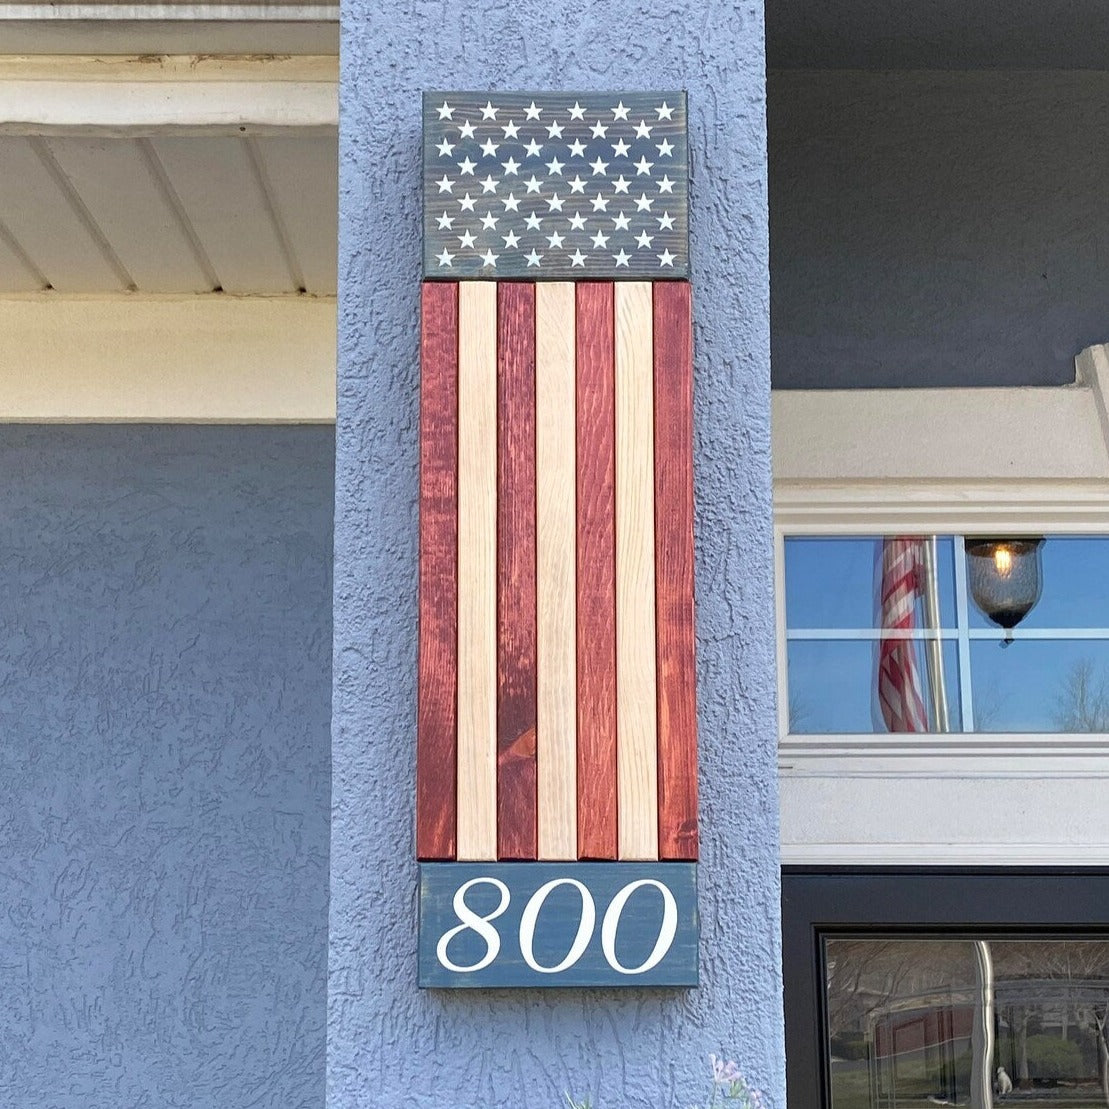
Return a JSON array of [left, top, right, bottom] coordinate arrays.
[[0, 132, 337, 294]]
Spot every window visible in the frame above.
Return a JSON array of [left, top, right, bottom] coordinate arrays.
[[783, 534, 1109, 735]]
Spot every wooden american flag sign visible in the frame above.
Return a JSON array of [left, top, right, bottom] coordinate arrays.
[[417, 92, 698, 988]]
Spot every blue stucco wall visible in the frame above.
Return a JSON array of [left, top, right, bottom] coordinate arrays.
[[333, 4, 783, 1108], [0, 426, 333, 1107]]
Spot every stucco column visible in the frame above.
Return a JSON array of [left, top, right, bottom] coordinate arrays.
[[332, 3, 784, 1106]]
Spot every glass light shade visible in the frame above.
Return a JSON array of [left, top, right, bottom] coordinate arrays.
[[965, 537, 1044, 629]]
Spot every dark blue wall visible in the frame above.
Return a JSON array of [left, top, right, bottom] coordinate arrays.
[[0, 426, 332, 1108]]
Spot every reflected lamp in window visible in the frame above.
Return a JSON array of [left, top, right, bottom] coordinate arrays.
[[783, 535, 1109, 733]]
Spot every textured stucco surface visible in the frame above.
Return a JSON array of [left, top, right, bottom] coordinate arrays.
[[770, 70, 1109, 389], [0, 426, 333, 1108], [333, 3, 783, 1107]]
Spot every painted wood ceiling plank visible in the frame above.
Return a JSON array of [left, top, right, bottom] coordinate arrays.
[[253, 134, 336, 294], [149, 135, 294, 293], [0, 136, 127, 291], [43, 136, 213, 293], [0, 217, 47, 291]]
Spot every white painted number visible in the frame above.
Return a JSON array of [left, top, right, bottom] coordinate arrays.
[[519, 878, 596, 973], [600, 879, 678, 975], [435, 877, 511, 973], [436, 875, 681, 976]]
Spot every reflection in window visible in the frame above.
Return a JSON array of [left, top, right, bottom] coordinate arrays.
[[826, 937, 1109, 1107], [784, 535, 1109, 734]]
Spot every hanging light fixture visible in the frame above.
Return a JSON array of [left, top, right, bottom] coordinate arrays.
[[965, 537, 1045, 632]]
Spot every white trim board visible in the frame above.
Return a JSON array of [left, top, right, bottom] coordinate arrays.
[[0, 294, 335, 421]]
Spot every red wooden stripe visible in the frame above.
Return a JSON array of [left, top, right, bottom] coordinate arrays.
[[653, 282, 699, 860], [417, 282, 458, 860], [497, 283, 538, 860], [575, 283, 618, 860]]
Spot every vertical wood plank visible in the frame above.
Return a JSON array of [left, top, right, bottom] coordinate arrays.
[[417, 282, 458, 860], [654, 282, 699, 860], [535, 282, 578, 860], [456, 281, 498, 860], [575, 283, 618, 860], [615, 281, 659, 861], [497, 283, 538, 860]]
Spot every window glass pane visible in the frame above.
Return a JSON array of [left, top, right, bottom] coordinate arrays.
[[785, 536, 957, 629], [788, 640, 962, 733], [970, 639, 1109, 732], [826, 937, 1109, 1108], [967, 536, 1109, 631]]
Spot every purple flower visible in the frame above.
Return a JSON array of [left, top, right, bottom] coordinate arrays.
[[710, 1054, 742, 1086]]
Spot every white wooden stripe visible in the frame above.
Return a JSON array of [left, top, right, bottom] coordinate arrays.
[[456, 281, 498, 860], [535, 282, 578, 860], [615, 281, 658, 861]]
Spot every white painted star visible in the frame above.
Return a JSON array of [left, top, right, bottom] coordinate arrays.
[[457, 157, 477, 175], [546, 121, 564, 138], [591, 229, 610, 249], [656, 211, 675, 229], [546, 231, 565, 248], [481, 101, 498, 120], [611, 101, 630, 121], [568, 139, 587, 158], [525, 212, 543, 230], [524, 176, 542, 194], [656, 139, 674, 157], [568, 102, 586, 120], [458, 230, 476, 248], [524, 139, 543, 158], [546, 157, 564, 175], [436, 248, 454, 266], [613, 249, 631, 267], [569, 249, 586, 267], [502, 120, 520, 138], [568, 212, 587, 230], [612, 211, 631, 230], [501, 157, 521, 175], [525, 101, 542, 120], [657, 175, 675, 193], [480, 248, 498, 267], [502, 193, 520, 211], [611, 139, 630, 157], [480, 175, 498, 194], [436, 101, 454, 120], [635, 230, 653, 248], [590, 157, 609, 176], [437, 138, 455, 157], [591, 194, 609, 212], [613, 176, 630, 194], [459, 120, 476, 138], [436, 212, 454, 229], [502, 230, 520, 248], [569, 175, 586, 194], [590, 121, 608, 139], [634, 156, 654, 176], [546, 194, 564, 212], [634, 119, 652, 138], [480, 211, 499, 230], [657, 248, 675, 266], [458, 193, 476, 211], [437, 176, 454, 193], [525, 249, 542, 266], [635, 193, 654, 211], [480, 138, 500, 157], [656, 102, 674, 120]]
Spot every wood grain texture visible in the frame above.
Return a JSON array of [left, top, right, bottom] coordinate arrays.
[[535, 282, 578, 861], [456, 281, 498, 860], [575, 283, 618, 860], [417, 282, 458, 860], [653, 282, 699, 860], [497, 283, 538, 860], [614, 281, 658, 861]]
